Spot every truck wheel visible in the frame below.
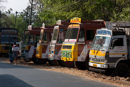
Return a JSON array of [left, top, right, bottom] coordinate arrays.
[[61, 61, 74, 68], [0, 54, 2, 57], [32, 58, 47, 64], [115, 63, 129, 77], [76, 58, 89, 70], [76, 62, 86, 70], [24, 58, 31, 62], [105, 69, 114, 76], [48, 60, 58, 66]]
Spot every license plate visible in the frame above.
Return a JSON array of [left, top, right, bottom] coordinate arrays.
[[93, 64, 97, 67]]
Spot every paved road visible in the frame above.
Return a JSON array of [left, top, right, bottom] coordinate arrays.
[[0, 60, 117, 87]]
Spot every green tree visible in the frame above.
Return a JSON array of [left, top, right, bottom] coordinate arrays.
[[37, 0, 130, 24]]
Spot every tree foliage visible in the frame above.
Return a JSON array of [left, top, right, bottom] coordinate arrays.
[[1, 0, 130, 40], [37, 0, 130, 25]]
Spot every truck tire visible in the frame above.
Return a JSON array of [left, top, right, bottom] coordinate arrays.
[[76, 62, 86, 70], [115, 63, 129, 77], [0, 54, 2, 57], [76, 58, 89, 70], [61, 61, 74, 68], [32, 58, 47, 64], [105, 69, 114, 76], [48, 60, 58, 66]]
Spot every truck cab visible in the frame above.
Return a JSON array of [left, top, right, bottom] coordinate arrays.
[[89, 26, 130, 77], [21, 28, 41, 62], [61, 17, 106, 70], [35, 26, 54, 64], [48, 20, 74, 66]]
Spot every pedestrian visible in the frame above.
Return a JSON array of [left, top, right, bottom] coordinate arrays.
[[8, 44, 14, 64], [12, 42, 19, 65]]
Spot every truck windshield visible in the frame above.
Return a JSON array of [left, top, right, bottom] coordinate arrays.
[[1, 35, 10, 43], [10, 35, 17, 43], [92, 36, 110, 50], [52, 29, 58, 40], [35, 35, 40, 43], [65, 28, 79, 39], [23, 34, 29, 45], [29, 35, 34, 44]]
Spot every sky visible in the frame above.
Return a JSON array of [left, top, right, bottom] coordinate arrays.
[[2, 0, 29, 13]]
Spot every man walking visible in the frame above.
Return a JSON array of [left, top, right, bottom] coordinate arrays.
[[8, 44, 14, 64], [12, 42, 19, 65]]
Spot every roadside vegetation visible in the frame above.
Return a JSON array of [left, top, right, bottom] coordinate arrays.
[[0, 0, 130, 39]]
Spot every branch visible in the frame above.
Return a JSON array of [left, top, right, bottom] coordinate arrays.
[[29, 0, 32, 4]]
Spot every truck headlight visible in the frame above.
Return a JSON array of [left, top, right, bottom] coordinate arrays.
[[105, 59, 107, 63]]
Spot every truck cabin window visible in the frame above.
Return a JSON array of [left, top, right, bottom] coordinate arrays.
[[1, 35, 9, 43], [10, 35, 17, 43], [29, 35, 34, 44], [78, 28, 85, 42], [35, 35, 40, 47], [42, 32, 47, 43], [52, 29, 58, 40], [35, 35, 40, 43], [65, 28, 71, 39], [111, 38, 123, 48], [58, 29, 64, 43], [86, 30, 95, 40]]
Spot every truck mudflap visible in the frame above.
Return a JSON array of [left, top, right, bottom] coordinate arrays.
[[89, 62, 108, 68]]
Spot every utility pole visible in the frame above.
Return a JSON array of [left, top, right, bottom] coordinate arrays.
[[15, 11, 18, 27], [29, 0, 34, 25], [0, 10, 1, 28]]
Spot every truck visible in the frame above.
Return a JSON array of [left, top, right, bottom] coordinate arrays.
[[35, 25, 54, 64], [61, 17, 106, 70], [21, 26, 42, 62], [48, 20, 75, 67], [0, 28, 19, 56], [89, 22, 130, 77]]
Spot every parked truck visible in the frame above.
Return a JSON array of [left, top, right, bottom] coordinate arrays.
[[89, 22, 130, 77], [61, 17, 106, 69], [21, 26, 41, 62], [35, 25, 54, 64], [48, 20, 75, 67], [0, 28, 19, 56]]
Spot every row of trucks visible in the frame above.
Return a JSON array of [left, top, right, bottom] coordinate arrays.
[[21, 17, 130, 77]]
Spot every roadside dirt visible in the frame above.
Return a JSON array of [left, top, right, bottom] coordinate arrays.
[[1, 57, 130, 87]]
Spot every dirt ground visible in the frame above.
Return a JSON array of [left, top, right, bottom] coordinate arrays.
[[1, 57, 130, 87]]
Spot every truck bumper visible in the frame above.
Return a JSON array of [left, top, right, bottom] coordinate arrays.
[[36, 54, 42, 58], [89, 62, 108, 68]]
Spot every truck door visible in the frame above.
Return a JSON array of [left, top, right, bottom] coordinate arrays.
[[109, 36, 127, 66]]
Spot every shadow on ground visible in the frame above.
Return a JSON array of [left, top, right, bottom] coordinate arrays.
[[0, 74, 33, 87]]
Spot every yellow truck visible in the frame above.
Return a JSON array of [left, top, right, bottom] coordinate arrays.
[[0, 28, 18, 56], [61, 17, 106, 69]]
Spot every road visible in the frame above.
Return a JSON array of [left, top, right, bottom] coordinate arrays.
[[0, 60, 117, 87]]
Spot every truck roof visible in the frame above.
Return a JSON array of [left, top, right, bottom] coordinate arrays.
[[25, 30, 40, 35], [0, 28, 17, 32]]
